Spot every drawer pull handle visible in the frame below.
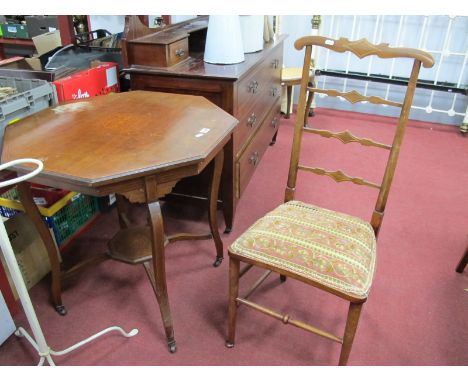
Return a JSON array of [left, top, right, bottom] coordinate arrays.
[[272, 59, 280, 69], [249, 151, 260, 166], [248, 80, 259, 94], [247, 113, 257, 127], [175, 49, 185, 57], [271, 87, 279, 97]]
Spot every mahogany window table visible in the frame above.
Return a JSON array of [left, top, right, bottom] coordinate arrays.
[[1, 90, 238, 353]]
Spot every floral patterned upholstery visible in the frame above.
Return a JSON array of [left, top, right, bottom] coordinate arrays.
[[229, 201, 377, 299]]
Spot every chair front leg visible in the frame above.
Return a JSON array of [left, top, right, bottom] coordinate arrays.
[[338, 301, 363, 366], [455, 245, 468, 273], [226, 256, 240, 348]]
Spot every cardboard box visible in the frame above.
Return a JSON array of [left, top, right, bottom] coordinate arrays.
[[24, 57, 42, 71], [0, 213, 57, 300], [0, 30, 62, 72], [32, 30, 62, 56], [30, 185, 69, 208], [25, 16, 58, 38], [0, 53, 57, 72], [25, 46, 62, 71], [0, 251, 18, 316], [53, 62, 120, 103], [0, 56, 32, 70]]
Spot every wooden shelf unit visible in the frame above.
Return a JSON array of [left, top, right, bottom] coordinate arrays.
[[0, 16, 76, 60]]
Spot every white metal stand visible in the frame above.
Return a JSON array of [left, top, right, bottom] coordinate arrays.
[[0, 158, 138, 366]]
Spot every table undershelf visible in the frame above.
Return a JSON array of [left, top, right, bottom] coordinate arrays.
[[107, 226, 155, 264]]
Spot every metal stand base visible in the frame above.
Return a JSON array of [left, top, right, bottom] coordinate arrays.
[[15, 326, 138, 366], [0, 159, 139, 366]]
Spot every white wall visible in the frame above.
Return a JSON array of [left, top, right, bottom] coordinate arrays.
[[89, 15, 197, 32], [88, 15, 125, 34], [279, 15, 313, 68]]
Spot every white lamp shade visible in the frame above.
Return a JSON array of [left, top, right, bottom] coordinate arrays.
[[240, 15, 264, 53], [204, 16, 245, 64]]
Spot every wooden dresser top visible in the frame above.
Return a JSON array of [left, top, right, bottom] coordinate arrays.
[[124, 18, 287, 81]]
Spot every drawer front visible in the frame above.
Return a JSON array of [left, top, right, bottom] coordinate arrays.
[[236, 102, 281, 198], [130, 74, 234, 112], [167, 38, 189, 66], [237, 50, 282, 118], [235, 49, 282, 155], [234, 98, 267, 156], [237, 49, 282, 114]]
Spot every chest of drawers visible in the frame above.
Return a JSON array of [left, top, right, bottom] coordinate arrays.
[[122, 16, 285, 231]]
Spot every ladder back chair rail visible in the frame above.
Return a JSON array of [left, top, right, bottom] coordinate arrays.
[[286, 36, 435, 235]]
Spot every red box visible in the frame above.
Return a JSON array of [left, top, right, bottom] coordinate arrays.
[[30, 184, 69, 208], [53, 62, 119, 103]]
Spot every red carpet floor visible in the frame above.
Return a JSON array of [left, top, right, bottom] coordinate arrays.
[[0, 108, 467, 366]]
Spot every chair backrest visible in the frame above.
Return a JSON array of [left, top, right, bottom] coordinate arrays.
[[285, 36, 434, 236]]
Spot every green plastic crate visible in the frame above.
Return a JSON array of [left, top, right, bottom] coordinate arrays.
[[48, 193, 99, 246], [0, 189, 99, 247], [1, 23, 30, 39]]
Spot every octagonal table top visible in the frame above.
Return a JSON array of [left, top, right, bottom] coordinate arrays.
[[1, 91, 238, 189]]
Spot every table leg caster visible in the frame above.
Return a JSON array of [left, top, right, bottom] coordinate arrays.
[[225, 341, 234, 348], [167, 340, 177, 353], [55, 305, 67, 316], [213, 256, 223, 267], [224, 227, 232, 234], [270, 131, 278, 146], [280, 275, 287, 283]]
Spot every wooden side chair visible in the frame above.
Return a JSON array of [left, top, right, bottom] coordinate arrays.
[[226, 36, 434, 365], [281, 66, 316, 120]]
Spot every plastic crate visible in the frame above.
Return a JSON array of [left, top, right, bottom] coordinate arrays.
[[0, 76, 58, 143], [47, 193, 99, 246], [0, 188, 19, 218], [0, 23, 30, 39], [0, 189, 99, 247]]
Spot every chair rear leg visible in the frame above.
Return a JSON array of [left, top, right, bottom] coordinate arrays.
[[338, 302, 363, 366], [226, 257, 241, 348], [307, 78, 316, 117], [285, 85, 293, 119], [456, 245, 468, 273], [304, 84, 315, 126]]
